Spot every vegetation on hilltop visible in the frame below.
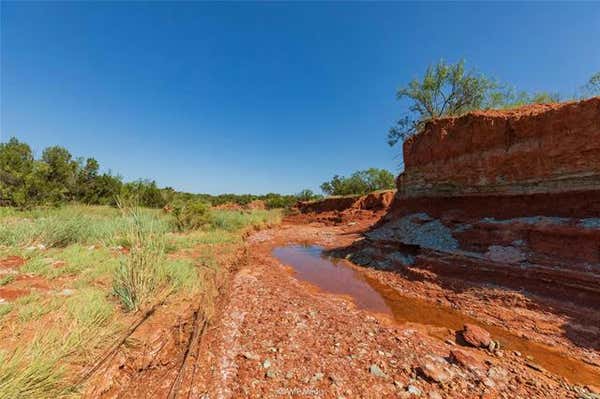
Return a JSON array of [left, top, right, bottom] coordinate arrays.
[[388, 61, 599, 146]]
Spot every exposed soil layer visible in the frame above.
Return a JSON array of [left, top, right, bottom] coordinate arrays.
[[296, 190, 396, 214], [400, 97, 600, 198]]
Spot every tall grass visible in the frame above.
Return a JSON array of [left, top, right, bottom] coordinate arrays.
[[0, 288, 120, 399], [210, 209, 282, 232], [0, 205, 173, 249], [111, 207, 200, 311], [112, 208, 167, 311]]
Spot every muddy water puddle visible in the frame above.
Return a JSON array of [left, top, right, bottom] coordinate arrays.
[[273, 244, 600, 386]]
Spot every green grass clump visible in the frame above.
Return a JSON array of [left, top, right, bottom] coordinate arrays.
[[17, 295, 61, 323], [0, 288, 120, 398], [209, 209, 282, 232], [112, 207, 200, 311], [21, 245, 119, 281], [0, 275, 15, 286], [172, 200, 212, 231], [0, 305, 12, 318], [0, 343, 70, 399]]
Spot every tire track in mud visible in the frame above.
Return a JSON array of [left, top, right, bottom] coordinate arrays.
[[78, 245, 250, 398], [75, 297, 167, 388], [167, 309, 207, 399]]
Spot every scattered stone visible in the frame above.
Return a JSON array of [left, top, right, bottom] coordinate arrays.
[[525, 361, 545, 372], [462, 324, 491, 348], [394, 380, 404, 389], [242, 352, 260, 361], [485, 245, 526, 263], [587, 385, 600, 395], [420, 360, 451, 383], [406, 384, 422, 396], [311, 372, 324, 383], [487, 366, 510, 386], [450, 349, 483, 371], [369, 364, 388, 379], [483, 377, 496, 388], [265, 369, 277, 379], [428, 391, 443, 399], [262, 358, 271, 369]]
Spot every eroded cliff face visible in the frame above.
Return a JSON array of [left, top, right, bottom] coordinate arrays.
[[351, 98, 600, 307], [296, 190, 395, 213], [399, 97, 600, 198]]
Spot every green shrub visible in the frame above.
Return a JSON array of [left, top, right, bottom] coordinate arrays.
[[172, 200, 212, 231]]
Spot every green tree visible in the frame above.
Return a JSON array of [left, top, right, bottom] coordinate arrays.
[[75, 157, 100, 203], [388, 60, 499, 146], [0, 138, 35, 206], [320, 168, 395, 196], [40, 146, 78, 203], [583, 71, 600, 97], [388, 60, 563, 146], [296, 189, 321, 202], [122, 179, 166, 208]]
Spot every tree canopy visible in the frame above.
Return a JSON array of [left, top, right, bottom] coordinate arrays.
[[583, 71, 600, 97], [0, 137, 321, 209], [388, 60, 563, 146], [320, 168, 395, 196]]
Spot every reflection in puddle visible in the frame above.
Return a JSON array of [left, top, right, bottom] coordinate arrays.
[[272, 244, 600, 387], [272, 245, 392, 315]]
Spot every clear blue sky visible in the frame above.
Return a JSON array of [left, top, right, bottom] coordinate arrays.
[[1, 2, 599, 194]]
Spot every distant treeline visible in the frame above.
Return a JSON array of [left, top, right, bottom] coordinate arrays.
[[320, 168, 395, 196], [0, 138, 322, 209]]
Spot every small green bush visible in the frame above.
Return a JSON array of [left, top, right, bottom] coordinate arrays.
[[172, 200, 212, 231]]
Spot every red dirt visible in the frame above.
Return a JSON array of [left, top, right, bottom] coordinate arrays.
[[247, 199, 266, 210], [75, 210, 599, 398], [0, 255, 25, 269], [0, 287, 30, 300], [182, 216, 598, 398]]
